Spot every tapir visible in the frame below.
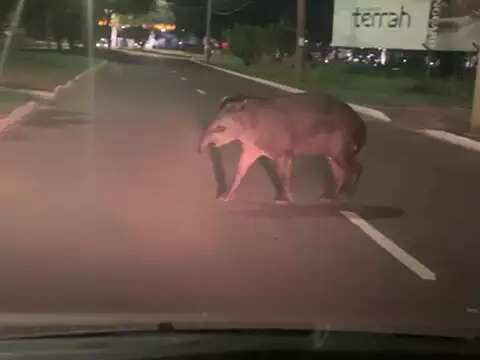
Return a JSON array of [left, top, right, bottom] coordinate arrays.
[[198, 93, 367, 203]]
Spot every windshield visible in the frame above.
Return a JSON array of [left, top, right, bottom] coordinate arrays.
[[0, 0, 479, 346]]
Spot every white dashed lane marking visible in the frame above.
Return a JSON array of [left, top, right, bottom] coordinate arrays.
[[341, 211, 436, 281], [196, 89, 207, 95], [180, 77, 188, 81]]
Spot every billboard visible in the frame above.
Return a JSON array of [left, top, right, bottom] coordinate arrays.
[[427, 0, 480, 51], [332, 0, 480, 51]]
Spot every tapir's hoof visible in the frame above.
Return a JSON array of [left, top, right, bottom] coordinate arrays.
[[218, 193, 234, 202], [275, 193, 293, 205], [318, 192, 335, 204]]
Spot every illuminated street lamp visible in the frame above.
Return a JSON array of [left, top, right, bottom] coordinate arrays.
[[472, 42, 480, 132], [103, 8, 114, 48]]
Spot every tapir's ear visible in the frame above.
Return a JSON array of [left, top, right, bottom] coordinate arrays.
[[220, 95, 247, 110], [220, 96, 232, 108], [220, 96, 239, 109]]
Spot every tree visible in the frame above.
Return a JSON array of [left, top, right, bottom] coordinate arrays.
[[165, 0, 206, 36], [225, 24, 263, 65], [22, 0, 79, 50], [98, 0, 157, 15], [225, 22, 295, 66], [166, 0, 255, 36], [21, 0, 156, 51], [0, 0, 16, 27], [114, 0, 175, 28]]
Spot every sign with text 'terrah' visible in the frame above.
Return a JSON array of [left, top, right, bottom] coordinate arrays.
[[332, 0, 480, 51], [332, 0, 431, 50]]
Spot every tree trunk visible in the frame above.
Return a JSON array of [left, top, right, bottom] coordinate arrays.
[[106, 14, 112, 49], [79, 1, 88, 53], [45, 10, 53, 47], [438, 52, 463, 79], [56, 38, 63, 52]]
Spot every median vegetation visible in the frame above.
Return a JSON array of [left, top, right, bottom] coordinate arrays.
[[216, 24, 474, 109], [0, 90, 31, 114], [224, 23, 295, 66], [0, 50, 92, 91]]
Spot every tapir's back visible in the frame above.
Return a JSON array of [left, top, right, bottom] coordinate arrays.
[[271, 93, 359, 129], [268, 93, 366, 152]]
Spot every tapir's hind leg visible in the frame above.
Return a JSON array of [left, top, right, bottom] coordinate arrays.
[[327, 157, 348, 197], [341, 159, 363, 196], [351, 160, 363, 186], [328, 156, 363, 198], [274, 155, 294, 204]]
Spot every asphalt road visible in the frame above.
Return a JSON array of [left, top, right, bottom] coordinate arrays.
[[0, 52, 479, 337]]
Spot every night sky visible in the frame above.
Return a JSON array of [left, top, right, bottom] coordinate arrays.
[[212, 0, 334, 42]]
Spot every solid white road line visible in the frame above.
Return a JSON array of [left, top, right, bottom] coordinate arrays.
[[192, 59, 305, 93], [180, 77, 188, 81], [340, 211, 436, 281], [115, 49, 189, 61], [417, 129, 480, 153], [349, 104, 392, 122], [196, 89, 207, 95]]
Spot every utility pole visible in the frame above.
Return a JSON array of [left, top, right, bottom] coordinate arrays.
[[295, 0, 306, 77], [472, 42, 480, 132], [205, 0, 213, 63]]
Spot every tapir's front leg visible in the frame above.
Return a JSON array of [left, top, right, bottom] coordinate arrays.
[[274, 155, 294, 204], [219, 145, 262, 202]]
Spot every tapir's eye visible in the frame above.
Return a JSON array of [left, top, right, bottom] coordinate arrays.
[[212, 125, 227, 133]]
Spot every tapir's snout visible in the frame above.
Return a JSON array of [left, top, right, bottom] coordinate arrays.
[[199, 113, 244, 153], [198, 132, 213, 153], [198, 136, 208, 153]]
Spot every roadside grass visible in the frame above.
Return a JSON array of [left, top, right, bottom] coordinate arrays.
[[209, 53, 474, 109], [0, 90, 31, 114], [0, 50, 94, 91]]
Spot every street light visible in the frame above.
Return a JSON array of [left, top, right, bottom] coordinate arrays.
[[471, 42, 480, 132], [295, 0, 306, 77], [205, 0, 213, 63], [104, 8, 114, 48]]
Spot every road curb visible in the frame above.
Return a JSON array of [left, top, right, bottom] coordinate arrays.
[[416, 129, 480, 153], [0, 60, 108, 135], [191, 58, 393, 123], [113, 48, 392, 123], [115, 49, 190, 61], [349, 104, 392, 123], [0, 101, 38, 135], [0, 86, 54, 101], [53, 60, 108, 99], [192, 60, 480, 152], [116, 49, 480, 153], [192, 58, 305, 94]]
